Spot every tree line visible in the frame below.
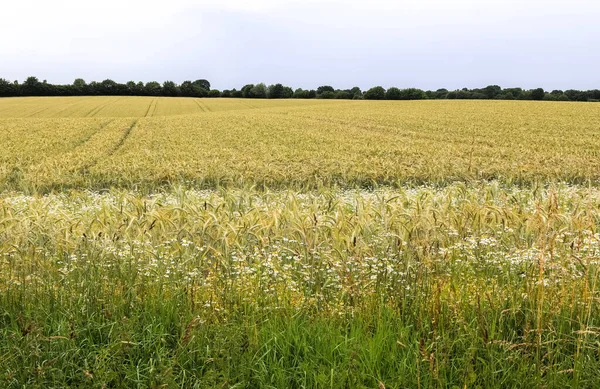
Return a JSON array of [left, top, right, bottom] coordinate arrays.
[[1, 77, 599, 102]]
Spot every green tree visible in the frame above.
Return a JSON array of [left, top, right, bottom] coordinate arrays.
[[432, 88, 449, 99], [250, 83, 267, 98], [181, 80, 210, 97], [364, 86, 386, 100], [497, 92, 515, 100], [180, 81, 194, 97], [349, 86, 362, 98], [180, 81, 207, 97], [317, 85, 334, 95], [267, 83, 285, 99], [293, 88, 309, 98], [335, 91, 352, 99], [483, 85, 502, 99], [456, 90, 473, 99], [319, 91, 335, 99], [162, 81, 179, 97], [208, 89, 221, 97], [0, 78, 18, 97], [398, 88, 426, 100], [241, 84, 255, 98], [385, 87, 401, 100], [99, 79, 118, 95], [72, 78, 87, 95], [565, 89, 584, 101], [144, 81, 162, 96], [504, 88, 523, 99], [530, 88, 545, 100], [21, 76, 42, 96], [282, 86, 294, 98], [194, 79, 211, 91]]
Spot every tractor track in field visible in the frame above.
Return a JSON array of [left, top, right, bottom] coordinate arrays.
[[25, 120, 117, 178], [277, 111, 461, 146], [193, 99, 207, 112], [198, 100, 213, 112], [84, 100, 112, 118], [84, 97, 124, 117], [44, 99, 87, 117], [70, 119, 115, 150], [107, 119, 138, 156], [239, 101, 258, 109], [24, 106, 54, 118], [152, 98, 159, 116], [145, 98, 158, 117], [77, 119, 138, 174]]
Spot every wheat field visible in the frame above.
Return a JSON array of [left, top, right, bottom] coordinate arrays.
[[1, 97, 600, 388], [2, 97, 600, 192]]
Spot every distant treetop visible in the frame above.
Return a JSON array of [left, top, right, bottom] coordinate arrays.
[[0, 77, 598, 102]]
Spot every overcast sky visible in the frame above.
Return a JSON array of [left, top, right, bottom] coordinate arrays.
[[2, 0, 599, 91]]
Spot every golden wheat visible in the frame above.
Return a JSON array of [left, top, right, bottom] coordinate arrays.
[[1, 98, 599, 191]]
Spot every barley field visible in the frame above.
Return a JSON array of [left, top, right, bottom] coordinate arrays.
[[1, 97, 600, 388]]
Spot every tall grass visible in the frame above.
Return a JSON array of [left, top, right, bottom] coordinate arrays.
[[2, 183, 599, 387]]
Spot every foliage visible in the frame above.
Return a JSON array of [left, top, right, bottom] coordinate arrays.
[[293, 88, 306, 98], [531, 87, 546, 100], [267, 83, 285, 98], [0, 78, 19, 97], [385, 87, 401, 100], [319, 90, 335, 99], [162, 80, 179, 97], [317, 85, 334, 95], [250, 83, 268, 98], [335, 90, 352, 99], [398, 87, 426, 100], [364, 86, 386, 100], [208, 89, 222, 98], [144, 81, 162, 96], [1, 77, 599, 103]]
